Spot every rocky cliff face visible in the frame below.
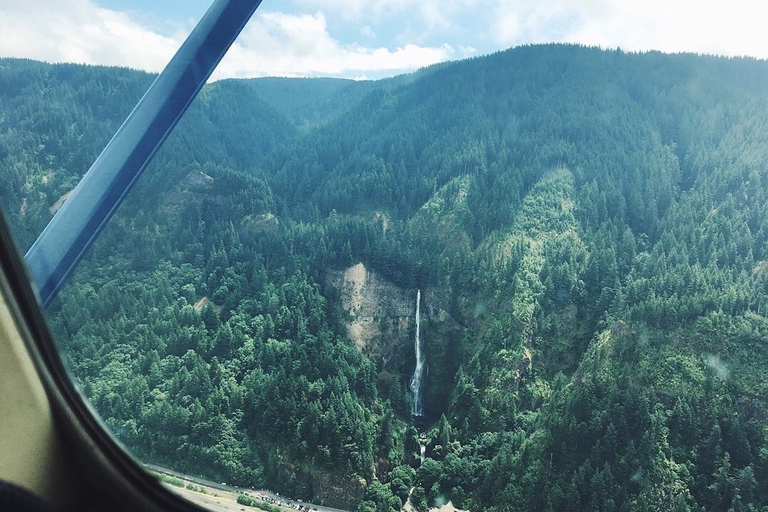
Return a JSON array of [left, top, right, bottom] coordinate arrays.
[[332, 262, 415, 364], [160, 169, 218, 216], [329, 263, 465, 418]]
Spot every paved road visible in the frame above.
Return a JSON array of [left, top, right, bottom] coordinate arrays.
[[171, 486, 245, 512], [145, 464, 349, 512]]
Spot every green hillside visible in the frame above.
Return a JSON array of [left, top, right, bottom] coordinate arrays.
[[3, 45, 768, 511], [244, 76, 377, 129]]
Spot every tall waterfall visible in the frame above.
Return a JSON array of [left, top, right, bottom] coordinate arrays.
[[410, 290, 424, 416]]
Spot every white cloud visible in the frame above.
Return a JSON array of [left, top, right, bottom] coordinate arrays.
[[4, 0, 766, 83], [292, 0, 480, 35], [0, 1, 458, 80], [293, 0, 423, 22], [213, 11, 457, 79], [492, 0, 768, 59], [0, 0, 182, 71]]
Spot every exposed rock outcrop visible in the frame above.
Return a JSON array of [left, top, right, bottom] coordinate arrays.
[[160, 169, 218, 215], [329, 263, 465, 419], [332, 262, 414, 362]]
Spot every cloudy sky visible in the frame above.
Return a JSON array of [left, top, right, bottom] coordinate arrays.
[[0, 0, 766, 80]]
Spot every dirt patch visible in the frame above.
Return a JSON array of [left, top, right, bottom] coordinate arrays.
[[50, 189, 74, 214], [194, 296, 221, 312]]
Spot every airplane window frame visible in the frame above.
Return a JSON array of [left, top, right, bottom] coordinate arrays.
[[0, 209, 212, 511], [0, 0, 262, 508]]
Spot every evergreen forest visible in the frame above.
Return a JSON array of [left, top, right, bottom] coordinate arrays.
[[4, 45, 768, 511]]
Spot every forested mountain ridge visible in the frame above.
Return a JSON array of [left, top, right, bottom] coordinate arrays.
[[3, 45, 768, 511], [242, 64, 443, 129], [242, 76, 377, 129]]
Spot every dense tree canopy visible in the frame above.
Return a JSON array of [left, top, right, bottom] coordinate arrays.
[[4, 45, 768, 510]]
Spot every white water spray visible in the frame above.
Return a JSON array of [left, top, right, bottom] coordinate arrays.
[[410, 290, 425, 416]]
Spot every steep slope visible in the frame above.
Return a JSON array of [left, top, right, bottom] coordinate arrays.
[[0, 59, 295, 250], [245, 77, 379, 129], [257, 45, 768, 511], [244, 66, 444, 130], [4, 46, 768, 511]]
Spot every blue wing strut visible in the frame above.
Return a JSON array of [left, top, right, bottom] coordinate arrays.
[[24, 0, 262, 308]]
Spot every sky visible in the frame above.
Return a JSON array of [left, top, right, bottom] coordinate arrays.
[[0, 0, 767, 81]]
